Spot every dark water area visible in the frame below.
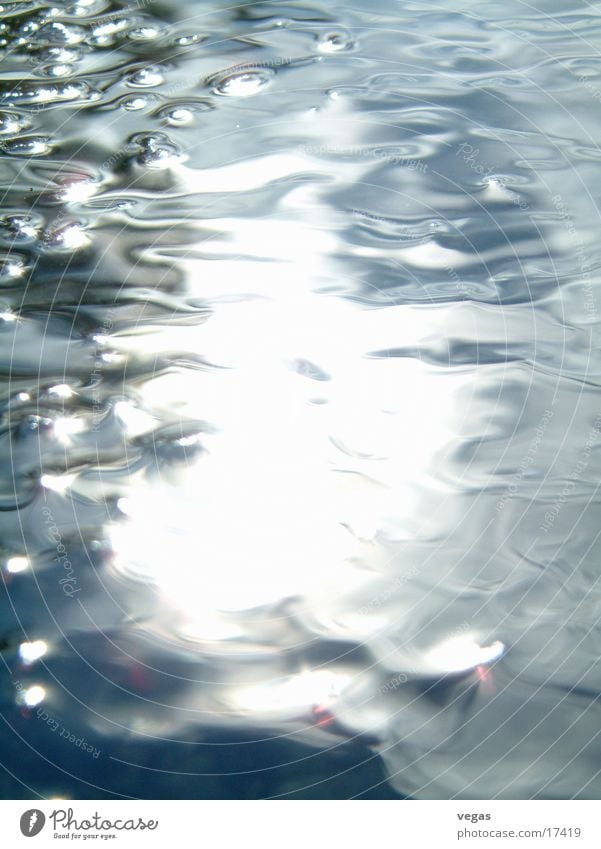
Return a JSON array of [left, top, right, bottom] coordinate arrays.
[[0, 0, 600, 800]]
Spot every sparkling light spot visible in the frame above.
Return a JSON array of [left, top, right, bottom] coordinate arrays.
[[114, 401, 157, 437], [19, 641, 47, 665], [40, 473, 77, 494], [6, 556, 29, 574], [236, 670, 351, 713], [61, 180, 96, 203], [53, 416, 85, 443], [48, 383, 73, 398], [426, 636, 505, 674], [21, 685, 46, 707]]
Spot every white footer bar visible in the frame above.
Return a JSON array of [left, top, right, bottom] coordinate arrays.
[[0, 800, 599, 847]]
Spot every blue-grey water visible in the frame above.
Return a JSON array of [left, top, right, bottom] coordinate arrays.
[[0, 0, 600, 800]]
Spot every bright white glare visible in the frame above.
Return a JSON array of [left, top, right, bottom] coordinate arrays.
[[3, 262, 24, 279], [53, 416, 85, 443], [19, 641, 47, 665], [6, 556, 29, 574], [176, 433, 203, 447], [172, 153, 355, 194], [114, 401, 157, 437], [19, 685, 46, 707], [34, 88, 63, 104], [101, 352, 124, 365], [352, 240, 468, 269], [109, 295, 466, 623], [426, 636, 505, 674], [93, 20, 129, 39], [54, 224, 89, 250], [40, 473, 77, 494], [236, 670, 351, 713], [108, 211, 470, 644], [48, 384, 73, 398], [61, 180, 96, 203]]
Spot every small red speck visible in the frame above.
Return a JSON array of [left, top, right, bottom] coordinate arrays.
[[312, 705, 334, 727], [476, 665, 495, 694], [129, 664, 148, 691], [476, 665, 488, 681]]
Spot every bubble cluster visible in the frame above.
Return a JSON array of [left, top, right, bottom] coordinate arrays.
[[87, 18, 130, 47], [31, 21, 85, 46], [0, 215, 42, 243], [3, 81, 99, 105]]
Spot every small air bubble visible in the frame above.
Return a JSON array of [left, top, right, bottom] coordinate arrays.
[[0, 113, 29, 135], [3, 137, 52, 156], [317, 31, 354, 53], [165, 107, 194, 126], [175, 33, 204, 46], [127, 66, 164, 88], [210, 69, 274, 97], [89, 19, 129, 44], [122, 95, 149, 111], [33, 21, 85, 46], [40, 63, 74, 78], [154, 101, 212, 124], [39, 46, 80, 63], [128, 26, 161, 41], [137, 143, 182, 169]]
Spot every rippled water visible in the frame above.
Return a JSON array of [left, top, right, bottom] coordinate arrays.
[[1, 0, 601, 800]]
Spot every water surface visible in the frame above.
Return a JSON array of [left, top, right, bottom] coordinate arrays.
[[0, 0, 600, 800]]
